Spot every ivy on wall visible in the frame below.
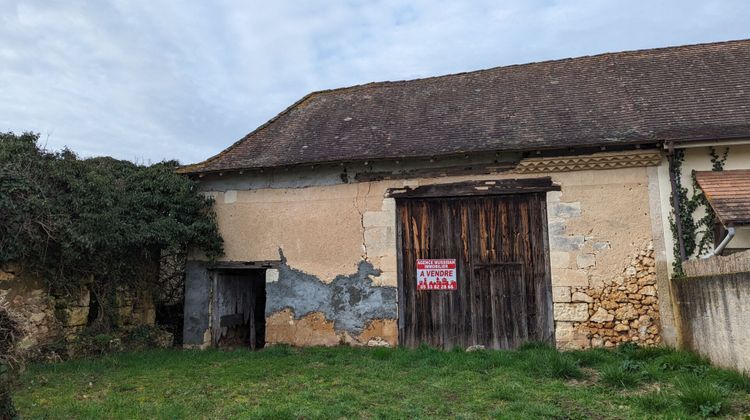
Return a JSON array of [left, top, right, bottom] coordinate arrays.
[[0, 132, 224, 328], [669, 147, 728, 276]]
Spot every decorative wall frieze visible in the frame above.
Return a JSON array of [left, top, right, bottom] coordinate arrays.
[[514, 151, 662, 174]]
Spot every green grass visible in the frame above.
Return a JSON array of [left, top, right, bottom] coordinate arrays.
[[677, 379, 730, 417], [12, 344, 750, 419], [599, 363, 644, 388]]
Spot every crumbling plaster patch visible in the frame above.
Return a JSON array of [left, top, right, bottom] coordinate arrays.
[[265, 309, 397, 347], [265, 250, 397, 342], [265, 309, 341, 347]]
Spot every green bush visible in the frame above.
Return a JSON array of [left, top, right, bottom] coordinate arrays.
[[0, 132, 223, 328], [0, 305, 20, 419], [68, 329, 120, 356], [94, 334, 115, 348], [123, 325, 172, 350], [0, 362, 17, 420]]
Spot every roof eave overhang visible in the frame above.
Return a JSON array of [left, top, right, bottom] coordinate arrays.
[[181, 139, 661, 178], [665, 136, 750, 149]]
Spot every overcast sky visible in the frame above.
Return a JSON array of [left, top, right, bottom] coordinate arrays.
[[1, 1, 749, 164]]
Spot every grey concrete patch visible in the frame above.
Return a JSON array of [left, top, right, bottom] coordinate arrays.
[[672, 272, 750, 372], [266, 250, 397, 335], [183, 261, 211, 346]]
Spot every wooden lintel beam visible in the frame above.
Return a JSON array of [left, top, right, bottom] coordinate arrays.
[[354, 162, 516, 183], [209, 260, 280, 271], [385, 177, 560, 199]]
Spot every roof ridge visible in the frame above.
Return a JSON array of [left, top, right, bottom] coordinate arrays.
[[292, 38, 750, 98], [181, 38, 750, 174]]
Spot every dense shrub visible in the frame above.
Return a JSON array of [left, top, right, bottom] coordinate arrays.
[[0, 305, 22, 419], [0, 132, 223, 329]]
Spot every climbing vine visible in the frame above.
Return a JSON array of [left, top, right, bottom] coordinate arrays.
[[669, 147, 728, 275], [0, 132, 224, 329]]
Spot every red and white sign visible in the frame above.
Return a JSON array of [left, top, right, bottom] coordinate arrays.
[[416, 259, 457, 290]]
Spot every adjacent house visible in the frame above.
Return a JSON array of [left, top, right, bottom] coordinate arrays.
[[179, 39, 750, 351]]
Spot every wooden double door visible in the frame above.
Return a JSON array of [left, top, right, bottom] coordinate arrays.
[[396, 193, 554, 349]]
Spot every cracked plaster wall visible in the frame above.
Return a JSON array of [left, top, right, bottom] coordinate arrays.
[[196, 161, 672, 349]]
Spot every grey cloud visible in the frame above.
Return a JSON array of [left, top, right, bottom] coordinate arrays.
[[0, 0, 748, 163]]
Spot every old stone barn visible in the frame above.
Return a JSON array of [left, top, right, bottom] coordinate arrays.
[[180, 39, 750, 351]]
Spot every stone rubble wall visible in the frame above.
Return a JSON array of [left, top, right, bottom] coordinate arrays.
[[0, 264, 61, 352], [54, 287, 91, 339], [547, 177, 663, 349], [567, 245, 661, 348], [0, 264, 157, 355]]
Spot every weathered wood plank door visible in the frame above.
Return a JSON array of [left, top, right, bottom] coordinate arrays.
[[397, 193, 554, 349]]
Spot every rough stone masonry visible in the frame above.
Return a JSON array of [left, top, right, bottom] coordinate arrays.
[[547, 186, 661, 349]]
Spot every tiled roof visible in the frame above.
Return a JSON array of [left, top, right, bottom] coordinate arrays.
[[694, 170, 750, 226], [184, 39, 750, 173]]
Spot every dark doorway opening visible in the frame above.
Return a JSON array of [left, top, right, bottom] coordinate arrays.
[[212, 269, 266, 350]]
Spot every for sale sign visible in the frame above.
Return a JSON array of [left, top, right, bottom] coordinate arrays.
[[416, 259, 457, 290]]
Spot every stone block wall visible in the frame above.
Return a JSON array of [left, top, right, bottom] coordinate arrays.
[[1, 265, 61, 352], [0, 264, 157, 354], [54, 287, 91, 339], [114, 288, 157, 329], [547, 181, 662, 349], [361, 196, 398, 287]]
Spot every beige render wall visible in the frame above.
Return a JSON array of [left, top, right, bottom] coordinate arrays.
[[203, 159, 670, 349], [656, 143, 750, 274], [211, 183, 381, 283]]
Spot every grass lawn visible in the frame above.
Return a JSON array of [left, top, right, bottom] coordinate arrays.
[[12, 343, 750, 419]]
